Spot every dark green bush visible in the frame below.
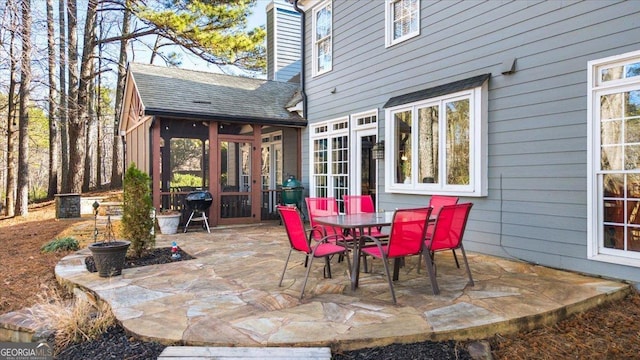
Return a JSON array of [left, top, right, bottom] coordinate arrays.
[[121, 164, 155, 258], [41, 237, 79, 253]]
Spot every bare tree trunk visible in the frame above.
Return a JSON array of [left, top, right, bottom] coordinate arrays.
[[110, 1, 130, 189], [83, 57, 96, 192], [17, 0, 33, 216], [5, 1, 19, 217], [65, 0, 81, 193], [46, 0, 60, 197], [96, 28, 103, 189], [75, 0, 98, 193], [96, 90, 102, 188], [59, 0, 69, 193]]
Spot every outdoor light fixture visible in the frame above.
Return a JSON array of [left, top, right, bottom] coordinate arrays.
[[372, 141, 385, 160]]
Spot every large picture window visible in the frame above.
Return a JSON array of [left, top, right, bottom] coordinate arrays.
[[385, 0, 420, 47], [385, 81, 488, 196], [312, 0, 332, 76], [588, 50, 640, 266]]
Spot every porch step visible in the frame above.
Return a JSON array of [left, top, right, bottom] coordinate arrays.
[[158, 346, 332, 359], [0, 306, 53, 343]]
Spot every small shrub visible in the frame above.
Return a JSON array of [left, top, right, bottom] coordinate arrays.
[[41, 237, 79, 253], [122, 164, 155, 257]]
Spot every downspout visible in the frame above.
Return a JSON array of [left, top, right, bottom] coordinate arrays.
[[293, 0, 307, 119]]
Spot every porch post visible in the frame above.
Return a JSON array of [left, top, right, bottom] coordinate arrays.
[[252, 125, 262, 220], [152, 118, 161, 210], [208, 122, 219, 226]]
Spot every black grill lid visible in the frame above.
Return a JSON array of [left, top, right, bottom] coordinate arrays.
[[186, 191, 213, 202], [185, 191, 213, 211]]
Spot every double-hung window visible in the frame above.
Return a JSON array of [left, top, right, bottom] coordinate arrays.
[[385, 0, 420, 47], [588, 50, 640, 266], [384, 75, 488, 196], [312, 0, 332, 76]]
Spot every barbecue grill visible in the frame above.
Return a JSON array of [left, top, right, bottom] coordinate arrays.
[[184, 191, 213, 233]]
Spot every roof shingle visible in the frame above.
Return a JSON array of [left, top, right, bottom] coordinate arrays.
[[383, 73, 491, 109], [129, 63, 305, 127]]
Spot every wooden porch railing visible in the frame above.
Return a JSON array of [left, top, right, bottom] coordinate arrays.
[[159, 188, 284, 223]]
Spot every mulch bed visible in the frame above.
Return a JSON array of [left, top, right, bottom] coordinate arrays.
[[85, 247, 195, 273], [333, 340, 473, 359], [55, 324, 166, 360]]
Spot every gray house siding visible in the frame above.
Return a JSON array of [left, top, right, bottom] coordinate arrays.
[[282, 128, 300, 179], [267, 2, 302, 82], [300, 0, 640, 282], [267, 6, 275, 79]]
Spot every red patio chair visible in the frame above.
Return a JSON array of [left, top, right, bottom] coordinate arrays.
[[277, 205, 351, 299], [359, 207, 432, 304], [418, 195, 460, 271], [343, 194, 375, 214], [423, 203, 474, 295], [305, 197, 354, 244], [343, 195, 388, 238], [428, 195, 459, 217]]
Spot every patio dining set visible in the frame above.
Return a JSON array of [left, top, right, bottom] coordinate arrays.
[[277, 195, 474, 304]]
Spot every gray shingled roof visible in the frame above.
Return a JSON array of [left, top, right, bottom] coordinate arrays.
[[129, 63, 305, 127]]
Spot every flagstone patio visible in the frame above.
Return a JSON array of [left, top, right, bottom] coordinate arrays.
[[52, 222, 630, 352]]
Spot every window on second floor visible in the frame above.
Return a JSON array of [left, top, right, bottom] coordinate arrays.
[[313, 0, 332, 77], [385, 0, 420, 47]]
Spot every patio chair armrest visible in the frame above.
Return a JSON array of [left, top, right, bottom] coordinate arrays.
[[317, 233, 347, 245], [309, 225, 326, 242], [360, 234, 385, 251]]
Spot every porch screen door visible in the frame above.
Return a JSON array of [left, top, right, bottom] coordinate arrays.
[[219, 140, 253, 223]]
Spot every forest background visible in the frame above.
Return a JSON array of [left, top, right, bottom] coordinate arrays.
[[0, 0, 269, 217]]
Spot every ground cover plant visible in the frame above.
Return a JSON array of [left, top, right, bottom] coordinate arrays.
[[41, 237, 79, 253]]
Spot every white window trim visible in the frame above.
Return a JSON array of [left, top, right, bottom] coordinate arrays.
[[309, 117, 349, 197], [349, 109, 379, 195], [350, 109, 378, 130], [312, 0, 332, 77], [384, 85, 488, 197], [587, 49, 640, 268], [261, 131, 283, 190], [385, 0, 420, 48]]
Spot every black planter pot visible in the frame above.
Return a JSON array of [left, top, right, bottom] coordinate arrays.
[[88, 241, 131, 277]]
